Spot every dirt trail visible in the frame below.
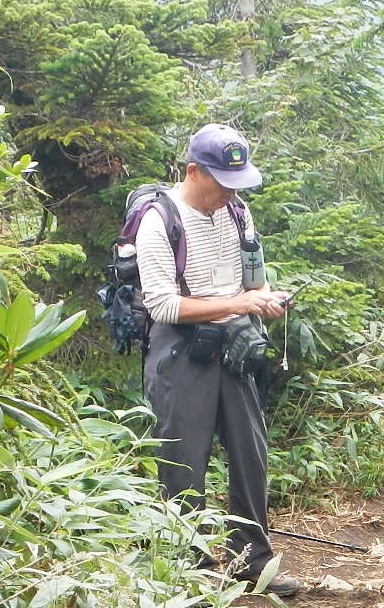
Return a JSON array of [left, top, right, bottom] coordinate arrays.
[[233, 496, 384, 608]]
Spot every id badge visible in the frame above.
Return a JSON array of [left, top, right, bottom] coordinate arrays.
[[211, 262, 235, 287]]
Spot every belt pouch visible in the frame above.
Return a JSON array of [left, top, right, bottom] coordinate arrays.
[[187, 324, 223, 363]]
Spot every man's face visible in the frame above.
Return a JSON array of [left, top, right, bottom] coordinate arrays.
[[193, 166, 236, 213]]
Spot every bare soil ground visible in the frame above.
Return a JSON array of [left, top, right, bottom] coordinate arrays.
[[232, 495, 384, 608]]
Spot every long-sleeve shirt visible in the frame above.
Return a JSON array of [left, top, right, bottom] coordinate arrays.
[[135, 184, 254, 324]]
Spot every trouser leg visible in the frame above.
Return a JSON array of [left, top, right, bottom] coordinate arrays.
[[217, 366, 273, 576], [144, 324, 220, 511], [145, 323, 273, 574], [253, 356, 268, 412]]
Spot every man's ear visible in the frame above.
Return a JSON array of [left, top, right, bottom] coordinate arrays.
[[185, 162, 199, 180]]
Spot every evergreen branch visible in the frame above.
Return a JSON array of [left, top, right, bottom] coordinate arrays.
[[77, 30, 125, 115]]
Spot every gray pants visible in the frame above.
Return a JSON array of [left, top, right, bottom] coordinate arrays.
[[144, 323, 273, 576]]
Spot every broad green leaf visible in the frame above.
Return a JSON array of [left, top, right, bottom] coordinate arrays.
[[62, 521, 101, 531], [0, 393, 64, 427], [40, 498, 68, 520], [70, 505, 111, 517], [68, 488, 86, 503], [136, 457, 157, 476], [0, 547, 19, 562], [86, 488, 150, 505], [0, 331, 8, 353], [1, 403, 58, 439], [161, 593, 208, 608], [0, 245, 18, 255], [370, 411, 382, 425], [139, 596, 156, 608], [14, 310, 86, 366], [152, 555, 169, 581], [0, 514, 41, 544], [118, 405, 156, 420], [45, 209, 55, 231], [264, 593, 288, 608], [253, 553, 282, 594], [76, 404, 109, 415], [34, 302, 48, 318], [299, 322, 317, 359], [29, 575, 78, 608], [0, 496, 21, 516], [12, 154, 35, 175], [214, 581, 248, 606], [24, 301, 64, 346], [5, 292, 35, 350], [0, 446, 15, 469], [225, 514, 263, 528], [81, 417, 131, 438], [40, 459, 92, 485], [0, 305, 8, 335], [49, 539, 74, 558]]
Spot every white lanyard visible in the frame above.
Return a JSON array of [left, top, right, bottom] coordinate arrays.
[[281, 306, 289, 371]]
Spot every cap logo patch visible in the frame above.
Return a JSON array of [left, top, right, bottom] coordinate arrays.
[[223, 143, 247, 168]]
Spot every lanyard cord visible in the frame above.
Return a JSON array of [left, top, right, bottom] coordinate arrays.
[[186, 205, 224, 258], [281, 306, 289, 371]]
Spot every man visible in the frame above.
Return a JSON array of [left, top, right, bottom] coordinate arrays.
[[135, 123, 300, 597]]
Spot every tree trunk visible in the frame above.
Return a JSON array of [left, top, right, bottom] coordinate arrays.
[[238, 0, 257, 78]]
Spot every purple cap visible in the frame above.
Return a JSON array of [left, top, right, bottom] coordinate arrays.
[[187, 123, 262, 190]]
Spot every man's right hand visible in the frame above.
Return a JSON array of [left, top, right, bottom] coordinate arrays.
[[233, 290, 291, 319]]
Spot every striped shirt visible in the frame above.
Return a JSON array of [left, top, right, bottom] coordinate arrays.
[[135, 184, 254, 324]]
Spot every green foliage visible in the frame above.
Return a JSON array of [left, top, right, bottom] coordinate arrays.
[[1, 0, 384, 563], [0, 279, 86, 377], [0, 393, 64, 440], [267, 367, 384, 504], [0, 409, 258, 608], [141, 0, 246, 60], [39, 22, 184, 120], [0, 273, 85, 440], [0, 105, 42, 192], [0, 96, 243, 608]]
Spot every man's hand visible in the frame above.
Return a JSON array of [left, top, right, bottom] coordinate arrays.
[[233, 290, 292, 319], [263, 290, 293, 319]]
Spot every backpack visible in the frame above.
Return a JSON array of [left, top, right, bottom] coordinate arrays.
[[96, 183, 247, 356]]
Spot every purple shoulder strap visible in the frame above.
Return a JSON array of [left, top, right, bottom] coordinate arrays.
[[121, 196, 187, 280], [227, 197, 246, 238]]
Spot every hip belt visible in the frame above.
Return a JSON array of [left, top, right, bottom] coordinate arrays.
[[176, 323, 225, 364], [174, 316, 269, 374]]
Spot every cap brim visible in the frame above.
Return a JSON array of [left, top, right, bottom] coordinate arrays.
[[207, 162, 262, 190]]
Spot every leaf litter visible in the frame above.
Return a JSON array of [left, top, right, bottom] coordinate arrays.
[[226, 494, 384, 607]]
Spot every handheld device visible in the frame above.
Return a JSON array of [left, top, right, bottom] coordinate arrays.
[[279, 279, 313, 308]]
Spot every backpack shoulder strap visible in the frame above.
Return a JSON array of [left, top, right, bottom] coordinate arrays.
[[120, 193, 188, 292], [227, 195, 246, 239], [154, 194, 186, 281]]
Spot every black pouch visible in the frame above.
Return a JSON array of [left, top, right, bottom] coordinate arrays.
[[222, 314, 269, 376], [187, 324, 223, 364]]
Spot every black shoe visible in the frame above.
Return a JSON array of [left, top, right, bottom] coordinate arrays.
[[195, 553, 219, 569], [244, 573, 300, 597]]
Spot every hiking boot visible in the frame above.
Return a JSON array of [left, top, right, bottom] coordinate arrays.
[[191, 546, 219, 570], [243, 573, 300, 597], [196, 554, 219, 569], [265, 573, 300, 596]]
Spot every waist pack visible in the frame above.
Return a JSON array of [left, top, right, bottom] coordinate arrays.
[[222, 314, 269, 376], [186, 323, 224, 364]]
